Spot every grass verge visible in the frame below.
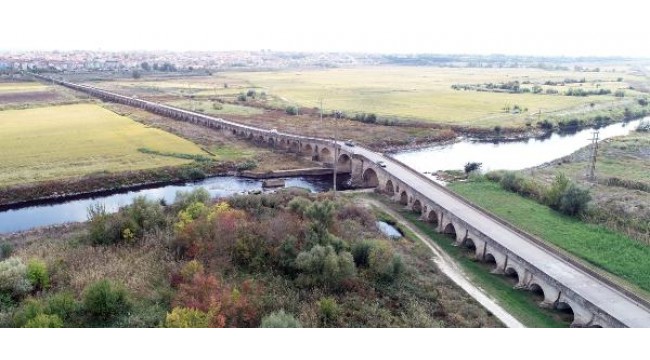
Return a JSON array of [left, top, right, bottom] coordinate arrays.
[[449, 180, 650, 294]]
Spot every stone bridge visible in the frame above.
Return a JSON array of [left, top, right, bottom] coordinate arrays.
[[38, 74, 650, 328]]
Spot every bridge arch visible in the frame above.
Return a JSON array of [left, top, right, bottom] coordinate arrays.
[[267, 137, 275, 147], [412, 199, 423, 214], [257, 135, 265, 143], [483, 253, 498, 271], [442, 222, 457, 239], [555, 301, 576, 325], [362, 168, 379, 188], [504, 266, 521, 286], [289, 141, 300, 153], [320, 147, 334, 163], [399, 191, 408, 205], [385, 180, 395, 196], [427, 210, 439, 227], [337, 153, 352, 173], [303, 143, 313, 155]]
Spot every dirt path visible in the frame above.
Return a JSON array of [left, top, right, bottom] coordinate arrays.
[[356, 196, 525, 328]]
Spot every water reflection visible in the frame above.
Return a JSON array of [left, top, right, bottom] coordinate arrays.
[[394, 119, 644, 173]]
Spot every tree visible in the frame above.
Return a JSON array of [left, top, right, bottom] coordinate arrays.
[[559, 183, 591, 216], [295, 245, 356, 288], [82, 280, 130, 322], [23, 314, 63, 328], [0, 257, 32, 297], [140, 62, 151, 71], [260, 310, 301, 328], [164, 307, 211, 328], [464, 162, 483, 174], [285, 106, 298, 115], [26, 259, 49, 291], [131, 70, 141, 79]]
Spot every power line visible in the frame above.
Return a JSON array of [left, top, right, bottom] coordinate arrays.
[[587, 131, 599, 181]]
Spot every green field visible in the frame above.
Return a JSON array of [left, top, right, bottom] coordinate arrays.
[[449, 180, 650, 294], [221, 67, 639, 127], [0, 104, 208, 186]]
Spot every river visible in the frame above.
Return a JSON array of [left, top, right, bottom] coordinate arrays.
[[0, 175, 350, 234], [393, 118, 645, 173], [1, 119, 644, 234]]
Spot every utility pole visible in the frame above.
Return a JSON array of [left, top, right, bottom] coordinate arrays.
[[587, 131, 599, 181], [333, 110, 340, 197]]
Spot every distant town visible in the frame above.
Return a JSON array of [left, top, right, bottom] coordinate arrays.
[[1, 50, 644, 74]]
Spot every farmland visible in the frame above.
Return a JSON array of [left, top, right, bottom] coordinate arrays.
[[0, 81, 88, 110], [0, 104, 208, 186], [82, 66, 648, 139]]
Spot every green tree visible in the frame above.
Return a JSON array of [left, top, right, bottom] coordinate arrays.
[[559, 183, 591, 216], [83, 280, 130, 322], [295, 245, 356, 287], [24, 314, 63, 328], [26, 259, 49, 291]]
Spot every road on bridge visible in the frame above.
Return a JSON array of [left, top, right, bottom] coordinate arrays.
[[343, 143, 650, 327]]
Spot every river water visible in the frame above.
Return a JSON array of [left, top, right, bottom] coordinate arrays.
[[0, 175, 350, 234], [1, 119, 645, 234], [393, 118, 645, 173]]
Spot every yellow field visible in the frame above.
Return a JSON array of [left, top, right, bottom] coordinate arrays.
[[0, 104, 207, 186], [0, 82, 49, 93], [220, 67, 639, 127]]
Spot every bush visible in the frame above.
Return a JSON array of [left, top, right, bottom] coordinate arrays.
[[285, 106, 298, 115], [0, 243, 13, 260], [174, 188, 211, 211], [26, 259, 49, 291], [164, 307, 211, 328], [287, 196, 312, 215], [637, 120, 650, 132], [236, 160, 258, 171], [0, 257, 32, 297], [351, 240, 373, 267], [464, 162, 482, 174], [47, 292, 79, 322], [246, 89, 257, 98], [24, 314, 63, 328], [368, 241, 403, 283], [558, 183, 591, 216], [12, 297, 44, 327], [317, 297, 339, 326], [295, 245, 356, 288], [86, 197, 166, 245], [237, 93, 247, 101], [82, 280, 130, 322], [499, 171, 522, 192], [260, 310, 301, 328], [545, 173, 570, 209]]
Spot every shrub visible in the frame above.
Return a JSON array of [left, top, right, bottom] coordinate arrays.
[[317, 297, 340, 326], [26, 259, 49, 291], [47, 292, 79, 322], [212, 102, 223, 110], [285, 106, 298, 115], [287, 196, 312, 215], [545, 173, 570, 209], [614, 90, 626, 98], [174, 188, 211, 211], [499, 171, 522, 192], [0, 243, 13, 260], [464, 162, 482, 174], [295, 245, 356, 288], [12, 297, 44, 327], [559, 183, 591, 216], [246, 89, 257, 98], [368, 241, 403, 283], [351, 240, 373, 267], [637, 120, 650, 132], [236, 160, 258, 171], [164, 307, 211, 328], [237, 93, 247, 101], [260, 310, 301, 328], [24, 314, 63, 328], [0, 257, 32, 297], [82, 280, 130, 322]]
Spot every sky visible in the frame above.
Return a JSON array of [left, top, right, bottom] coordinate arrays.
[[2, 0, 648, 57]]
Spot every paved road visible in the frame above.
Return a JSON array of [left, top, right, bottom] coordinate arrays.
[[359, 197, 525, 328], [345, 143, 650, 327]]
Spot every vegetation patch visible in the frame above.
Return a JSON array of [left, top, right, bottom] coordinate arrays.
[[449, 179, 650, 293]]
